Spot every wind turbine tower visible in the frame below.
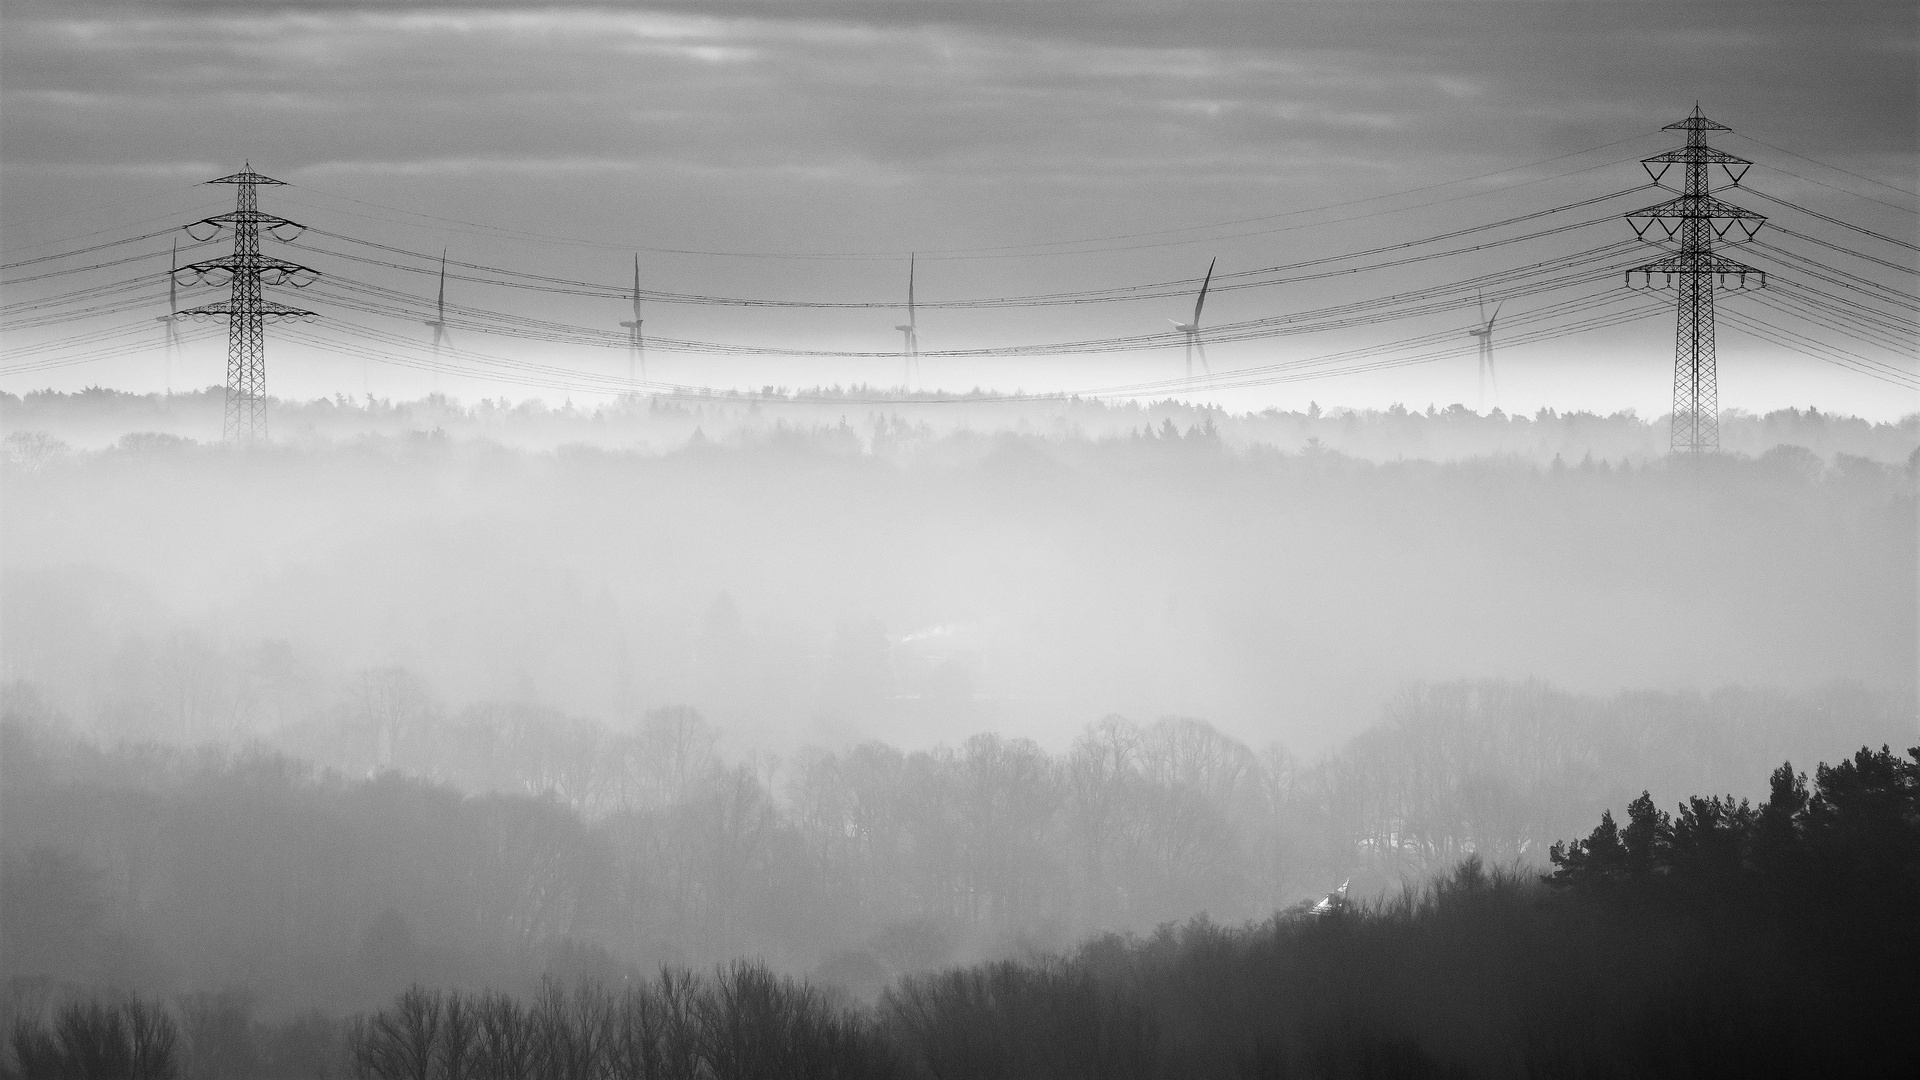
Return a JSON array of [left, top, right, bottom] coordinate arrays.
[[424, 249, 452, 394], [1467, 294, 1502, 412], [894, 253, 919, 389], [1169, 257, 1216, 378], [156, 239, 182, 395], [619, 255, 646, 387]]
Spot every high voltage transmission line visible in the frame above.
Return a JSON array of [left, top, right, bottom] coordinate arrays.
[[3, 116, 1915, 421], [261, 133, 1668, 263], [299, 239, 1645, 359], [280, 189, 1649, 311]]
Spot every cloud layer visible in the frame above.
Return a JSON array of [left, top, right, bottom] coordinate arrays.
[[2, 1, 1912, 410]]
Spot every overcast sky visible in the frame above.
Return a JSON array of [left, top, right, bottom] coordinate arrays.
[[2, 1, 1914, 417]]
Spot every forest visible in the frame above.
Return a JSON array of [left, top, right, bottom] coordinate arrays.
[[3, 399, 1915, 1076], [6, 738, 1913, 1078], [4, 387, 1915, 465], [3, 679, 1911, 1012], [4, 403, 1913, 758]]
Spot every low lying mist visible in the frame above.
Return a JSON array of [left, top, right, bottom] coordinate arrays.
[[3, 392, 1913, 756], [2, 391, 1915, 1030]]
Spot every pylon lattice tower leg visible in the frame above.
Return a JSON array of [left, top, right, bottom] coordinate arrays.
[[175, 166, 319, 443], [1624, 107, 1766, 456], [1673, 252, 1719, 453]]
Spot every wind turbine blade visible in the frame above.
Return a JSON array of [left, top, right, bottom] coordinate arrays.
[[436, 250, 448, 315], [1192, 257, 1216, 325], [907, 252, 916, 326], [1488, 301, 1503, 329], [632, 255, 643, 321]]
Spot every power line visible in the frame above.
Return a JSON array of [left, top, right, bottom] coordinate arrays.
[[0, 228, 188, 272], [1749, 240, 1919, 311], [0, 186, 217, 239], [278, 133, 1662, 262], [1743, 188, 1920, 253], [287, 190, 1644, 312], [1720, 309, 1920, 391], [1764, 224, 1918, 277], [1727, 132, 1919, 199], [0, 244, 217, 287]]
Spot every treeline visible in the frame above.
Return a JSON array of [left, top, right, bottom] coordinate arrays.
[[6, 388, 1916, 465], [9, 745, 1910, 1078], [5, 422, 1913, 758], [4, 680, 1908, 1012]]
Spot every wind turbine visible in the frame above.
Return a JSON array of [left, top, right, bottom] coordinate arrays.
[[1169, 257, 1216, 378], [423, 249, 453, 395], [894, 253, 918, 388], [619, 255, 645, 388], [157, 239, 181, 395], [1467, 293, 1502, 412]]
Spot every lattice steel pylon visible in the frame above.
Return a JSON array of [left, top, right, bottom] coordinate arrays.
[[175, 166, 319, 442], [1624, 107, 1767, 455]]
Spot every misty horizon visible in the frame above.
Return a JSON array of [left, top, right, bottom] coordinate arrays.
[[3, 2, 1916, 1077]]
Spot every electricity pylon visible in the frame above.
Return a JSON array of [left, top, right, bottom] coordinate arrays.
[[156, 239, 182, 395], [1624, 106, 1766, 455], [619, 255, 645, 387], [175, 166, 319, 442]]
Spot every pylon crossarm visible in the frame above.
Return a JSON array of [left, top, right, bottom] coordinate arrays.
[[183, 211, 303, 237], [1625, 249, 1765, 288], [176, 301, 318, 320], [1644, 145, 1751, 166], [175, 256, 320, 288], [174, 264, 235, 288], [206, 170, 286, 187], [178, 254, 316, 272], [1625, 194, 1766, 224], [1624, 267, 1766, 291], [200, 210, 304, 226], [1641, 146, 1753, 187]]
